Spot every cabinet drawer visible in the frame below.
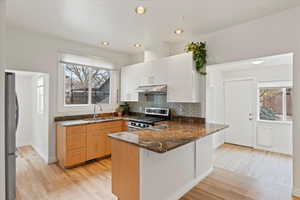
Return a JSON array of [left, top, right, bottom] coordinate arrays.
[[65, 148, 86, 167], [66, 125, 86, 150], [102, 126, 123, 134], [87, 121, 123, 132]]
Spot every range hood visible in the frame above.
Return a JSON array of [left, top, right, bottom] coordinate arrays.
[[135, 44, 169, 94], [136, 84, 167, 94]]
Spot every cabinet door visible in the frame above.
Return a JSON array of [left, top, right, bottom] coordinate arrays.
[[120, 64, 140, 102], [65, 148, 87, 167], [86, 124, 106, 160], [196, 136, 213, 177], [104, 126, 124, 155], [66, 125, 86, 150], [167, 53, 199, 102], [120, 67, 129, 101]]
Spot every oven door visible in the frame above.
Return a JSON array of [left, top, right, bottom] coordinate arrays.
[[128, 121, 150, 131]]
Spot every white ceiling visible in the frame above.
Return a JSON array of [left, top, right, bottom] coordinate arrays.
[[7, 0, 300, 54], [208, 53, 293, 72]]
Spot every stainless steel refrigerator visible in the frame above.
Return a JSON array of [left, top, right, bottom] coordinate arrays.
[[5, 72, 19, 200]]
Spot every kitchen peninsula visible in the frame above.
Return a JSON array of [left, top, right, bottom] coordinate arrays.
[[108, 120, 228, 200]]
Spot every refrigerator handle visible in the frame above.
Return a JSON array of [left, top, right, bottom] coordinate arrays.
[[15, 94, 19, 129]]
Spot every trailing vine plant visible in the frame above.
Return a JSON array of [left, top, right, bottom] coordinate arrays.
[[185, 42, 207, 75]]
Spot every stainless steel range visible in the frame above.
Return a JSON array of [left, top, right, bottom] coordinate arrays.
[[128, 107, 170, 130]]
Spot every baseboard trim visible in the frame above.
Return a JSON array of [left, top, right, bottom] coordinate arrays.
[[48, 156, 57, 164], [167, 167, 213, 200], [293, 187, 300, 198], [214, 141, 224, 149]]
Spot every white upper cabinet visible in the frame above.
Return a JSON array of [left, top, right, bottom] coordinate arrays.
[[166, 53, 204, 103], [120, 53, 205, 103], [120, 63, 141, 102]]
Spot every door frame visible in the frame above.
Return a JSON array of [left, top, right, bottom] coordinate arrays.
[[223, 77, 257, 148]]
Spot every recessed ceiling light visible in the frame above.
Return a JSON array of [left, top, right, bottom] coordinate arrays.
[[135, 6, 146, 14], [174, 29, 184, 35], [252, 60, 264, 65], [101, 41, 110, 46], [134, 43, 142, 48]]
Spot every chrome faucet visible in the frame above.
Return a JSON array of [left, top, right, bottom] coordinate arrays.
[[93, 103, 103, 120]]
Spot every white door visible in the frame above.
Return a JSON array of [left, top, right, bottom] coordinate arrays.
[[224, 79, 254, 147]]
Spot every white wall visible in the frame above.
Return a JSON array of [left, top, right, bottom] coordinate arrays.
[[5, 26, 132, 163], [256, 121, 292, 155], [222, 64, 292, 82], [0, 0, 6, 199], [206, 68, 225, 148], [140, 136, 213, 200], [15, 74, 33, 147], [168, 7, 300, 195], [14, 72, 50, 161], [223, 64, 292, 155], [31, 74, 50, 162]]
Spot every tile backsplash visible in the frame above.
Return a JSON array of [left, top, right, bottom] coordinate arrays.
[[125, 93, 203, 117]]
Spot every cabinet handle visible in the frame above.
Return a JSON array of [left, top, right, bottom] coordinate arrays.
[[249, 113, 253, 121]]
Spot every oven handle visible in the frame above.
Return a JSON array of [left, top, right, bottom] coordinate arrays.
[[128, 125, 143, 130]]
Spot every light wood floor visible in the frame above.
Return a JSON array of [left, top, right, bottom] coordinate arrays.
[[214, 144, 293, 187], [16, 145, 299, 200], [16, 146, 116, 200], [181, 167, 298, 200]]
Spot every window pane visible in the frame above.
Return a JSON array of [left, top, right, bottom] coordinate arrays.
[[64, 64, 89, 105], [286, 88, 292, 121], [259, 88, 283, 121], [91, 68, 110, 104]]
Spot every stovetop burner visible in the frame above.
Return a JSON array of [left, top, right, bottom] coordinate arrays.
[[128, 107, 170, 130], [130, 116, 166, 124]]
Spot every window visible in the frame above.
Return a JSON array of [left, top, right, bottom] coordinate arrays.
[[37, 76, 45, 114], [259, 87, 292, 121], [64, 64, 89, 105], [63, 63, 111, 106], [91, 68, 110, 104]]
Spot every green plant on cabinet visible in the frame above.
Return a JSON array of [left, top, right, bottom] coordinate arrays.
[[185, 42, 207, 75]]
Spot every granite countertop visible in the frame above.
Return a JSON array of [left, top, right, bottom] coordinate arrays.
[[56, 116, 134, 127], [108, 121, 228, 153]]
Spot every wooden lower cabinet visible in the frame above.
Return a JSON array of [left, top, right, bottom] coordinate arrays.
[[65, 148, 87, 167], [104, 126, 123, 155], [57, 125, 87, 168], [111, 139, 140, 200], [86, 124, 106, 160], [57, 120, 127, 168]]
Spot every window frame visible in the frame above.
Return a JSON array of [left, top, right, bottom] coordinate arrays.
[[57, 54, 120, 115], [257, 82, 293, 123], [90, 66, 112, 105], [62, 64, 111, 107], [62, 62, 112, 107], [36, 76, 45, 115], [63, 63, 90, 107]]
